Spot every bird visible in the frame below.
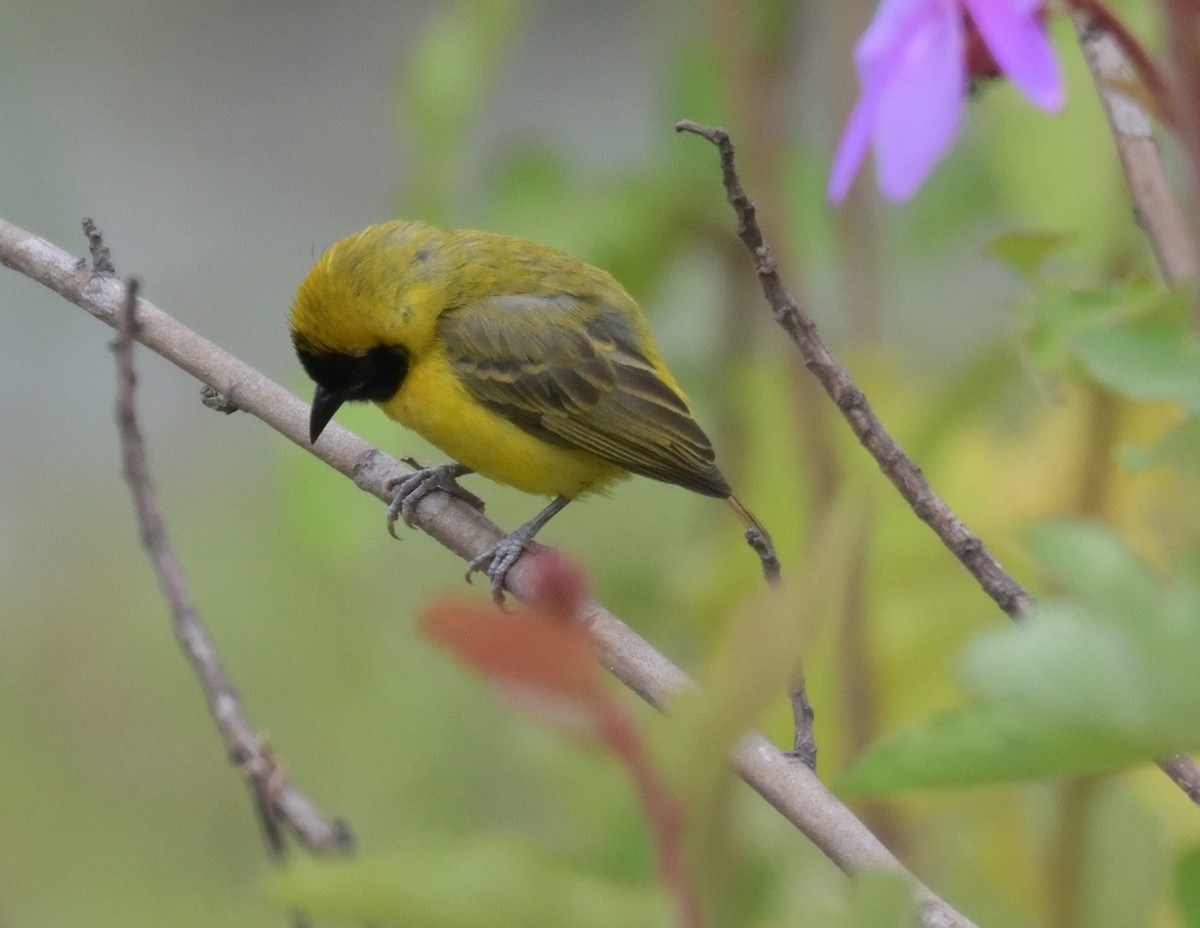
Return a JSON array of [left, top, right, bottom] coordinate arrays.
[[290, 219, 775, 600]]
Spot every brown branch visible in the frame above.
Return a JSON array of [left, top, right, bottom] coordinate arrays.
[[1069, 7, 1197, 284], [107, 264, 352, 860], [1159, 754, 1200, 803], [676, 119, 1034, 620], [676, 119, 1200, 808], [0, 216, 974, 928]]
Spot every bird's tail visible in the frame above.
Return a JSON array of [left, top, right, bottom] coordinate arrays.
[[727, 494, 781, 583]]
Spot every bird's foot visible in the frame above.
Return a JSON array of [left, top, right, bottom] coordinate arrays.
[[463, 497, 570, 605], [465, 532, 538, 605], [385, 460, 484, 537]]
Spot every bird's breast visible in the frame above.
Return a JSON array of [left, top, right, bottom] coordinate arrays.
[[379, 349, 627, 499]]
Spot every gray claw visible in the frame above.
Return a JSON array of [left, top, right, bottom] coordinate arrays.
[[465, 536, 532, 604], [384, 462, 483, 537]]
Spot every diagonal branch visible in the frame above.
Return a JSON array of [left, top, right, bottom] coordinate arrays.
[[675, 119, 1200, 808], [677, 120, 1033, 620], [0, 216, 975, 928]]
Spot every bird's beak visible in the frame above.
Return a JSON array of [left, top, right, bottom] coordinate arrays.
[[309, 383, 347, 443]]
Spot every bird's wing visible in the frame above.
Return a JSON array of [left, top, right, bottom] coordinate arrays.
[[438, 293, 730, 497]]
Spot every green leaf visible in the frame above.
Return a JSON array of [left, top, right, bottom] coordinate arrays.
[[960, 604, 1180, 744], [986, 230, 1074, 281], [839, 702, 1154, 795], [270, 835, 667, 928], [1021, 520, 1159, 625], [1177, 846, 1200, 928], [1010, 274, 1200, 408], [1016, 279, 1140, 373], [1010, 275, 1199, 402], [1073, 316, 1200, 412], [843, 526, 1200, 794], [963, 528, 1200, 749]]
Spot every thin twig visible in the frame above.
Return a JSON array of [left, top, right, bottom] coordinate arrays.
[[676, 120, 1034, 619], [0, 217, 974, 928], [1069, 7, 1197, 284], [108, 269, 352, 859], [675, 119, 1200, 808]]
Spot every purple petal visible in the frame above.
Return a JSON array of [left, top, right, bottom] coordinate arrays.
[[853, 0, 934, 72], [964, 0, 1063, 110], [830, 0, 936, 201], [835, 0, 964, 201], [871, 2, 967, 199], [827, 89, 878, 203]]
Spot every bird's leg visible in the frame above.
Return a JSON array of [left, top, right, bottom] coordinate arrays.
[[385, 460, 486, 536], [467, 496, 571, 603]]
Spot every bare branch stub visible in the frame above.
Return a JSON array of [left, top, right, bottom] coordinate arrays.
[[81, 218, 115, 276], [200, 384, 241, 414], [747, 527, 781, 583], [109, 274, 353, 857], [789, 675, 817, 770], [675, 119, 1035, 621]]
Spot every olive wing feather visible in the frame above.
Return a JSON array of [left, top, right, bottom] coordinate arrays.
[[439, 294, 731, 497]]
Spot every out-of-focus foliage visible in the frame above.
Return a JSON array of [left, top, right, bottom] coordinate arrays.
[[5, 0, 1200, 927], [842, 522, 1200, 793], [404, 0, 532, 217], [271, 836, 670, 928], [1179, 847, 1200, 928], [994, 234, 1200, 412], [840, 218, 1200, 903]]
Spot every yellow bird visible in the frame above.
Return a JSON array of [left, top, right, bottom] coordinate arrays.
[[290, 220, 774, 599]]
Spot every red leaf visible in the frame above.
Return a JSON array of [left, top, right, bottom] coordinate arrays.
[[422, 554, 609, 734]]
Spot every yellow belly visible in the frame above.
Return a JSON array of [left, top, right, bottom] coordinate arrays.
[[379, 351, 627, 498]]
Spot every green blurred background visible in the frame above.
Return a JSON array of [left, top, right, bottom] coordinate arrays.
[[3, 0, 1198, 925]]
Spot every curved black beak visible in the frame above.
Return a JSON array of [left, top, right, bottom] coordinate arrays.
[[309, 383, 348, 444]]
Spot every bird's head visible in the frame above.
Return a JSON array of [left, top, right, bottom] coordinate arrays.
[[289, 221, 445, 442]]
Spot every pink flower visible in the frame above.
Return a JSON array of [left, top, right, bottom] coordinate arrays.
[[827, 0, 1064, 203]]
